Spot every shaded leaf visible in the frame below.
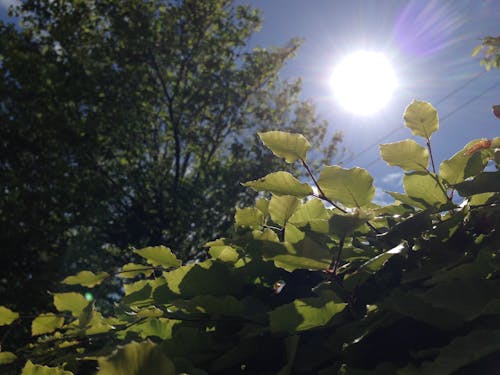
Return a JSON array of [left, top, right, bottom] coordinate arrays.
[[269, 298, 346, 333], [97, 341, 175, 375], [258, 131, 311, 163], [380, 139, 429, 171], [329, 210, 372, 236], [134, 246, 181, 268], [452, 171, 500, 195], [243, 171, 313, 197], [32, 313, 64, 336], [419, 330, 500, 374], [403, 100, 439, 139], [318, 166, 375, 207], [62, 270, 109, 288], [0, 352, 17, 365], [0, 306, 19, 326]]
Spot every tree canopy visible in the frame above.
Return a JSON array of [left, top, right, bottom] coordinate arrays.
[[0, 0, 342, 318]]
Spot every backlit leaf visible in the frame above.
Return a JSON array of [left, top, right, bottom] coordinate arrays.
[[329, 210, 372, 236], [117, 263, 154, 279], [318, 166, 375, 207], [440, 139, 489, 185], [62, 270, 109, 288], [21, 360, 73, 375], [235, 207, 264, 229], [0, 306, 19, 326], [243, 171, 313, 197], [380, 139, 429, 171], [134, 246, 181, 268], [403, 100, 439, 139], [269, 195, 301, 226], [97, 341, 175, 375], [289, 198, 330, 226], [258, 131, 311, 163], [403, 172, 449, 208], [32, 313, 64, 336], [53, 292, 88, 317]]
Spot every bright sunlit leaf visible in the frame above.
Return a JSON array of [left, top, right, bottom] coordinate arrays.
[[331, 51, 397, 115]]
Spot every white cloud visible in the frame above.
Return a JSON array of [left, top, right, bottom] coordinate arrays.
[[382, 172, 403, 186], [373, 188, 394, 206]]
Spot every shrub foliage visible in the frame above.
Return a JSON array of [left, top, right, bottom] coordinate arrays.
[[1, 101, 499, 374]]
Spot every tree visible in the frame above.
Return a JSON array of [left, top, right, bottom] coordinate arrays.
[[1, 102, 499, 374], [0, 0, 342, 319]]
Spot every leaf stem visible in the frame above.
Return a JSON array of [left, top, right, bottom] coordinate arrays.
[[329, 235, 345, 275], [426, 138, 437, 174]]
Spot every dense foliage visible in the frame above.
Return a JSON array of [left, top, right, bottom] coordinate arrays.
[[1, 101, 498, 374], [0, 0, 342, 318]]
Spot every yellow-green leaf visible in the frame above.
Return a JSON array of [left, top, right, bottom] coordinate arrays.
[[269, 195, 301, 226], [21, 360, 73, 375], [403, 172, 449, 208], [289, 198, 330, 227], [117, 263, 154, 279], [440, 139, 489, 185], [0, 352, 17, 365], [31, 313, 64, 336], [258, 131, 311, 163], [53, 292, 88, 317], [134, 246, 181, 268], [243, 171, 313, 197], [380, 139, 429, 171], [62, 270, 109, 288], [403, 100, 439, 139], [0, 306, 19, 326], [234, 207, 264, 229], [97, 341, 175, 375], [318, 166, 375, 207], [329, 209, 372, 236]]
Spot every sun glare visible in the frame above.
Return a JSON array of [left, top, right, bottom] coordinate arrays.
[[331, 51, 397, 115]]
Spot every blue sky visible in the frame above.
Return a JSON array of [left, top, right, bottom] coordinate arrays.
[[244, 0, 499, 203], [2, 0, 498, 204]]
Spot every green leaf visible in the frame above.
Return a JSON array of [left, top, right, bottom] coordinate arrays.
[[272, 254, 331, 272], [269, 298, 346, 333], [31, 313, 64, 336], [452, 171, 500, 195], [53, 292, 88, 317], [258, 131, 311, 163], [269, 195, 301, 226], [440, 139, 489, 185], [117, 263, 154, 279], [234, 207, 264, 229], [62, 270, 109, 288], [0, 352, 17, 365], [21, 360, 73, 375], [419, 330, 500, 374], [403, 100, 439, 139], [123, 318, 177, 340], [386, 191, 426, 209], [289, 198, 330, 226], [359, 242, 409, 274], [379, 139, 429, 171], [97, 341, 175, 375], [318, 166, 375, 207], [208, 245, 239, 262], [403, 172, 449, 208], [329, 210, 372, 236], [0, 306, 19, 326], [243, 171, 313, 197], [285, 223, 305, 243], [134, 246, 181, 268]]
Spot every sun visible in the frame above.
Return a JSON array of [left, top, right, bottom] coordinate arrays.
[[331, 51, 397, 115]]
